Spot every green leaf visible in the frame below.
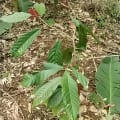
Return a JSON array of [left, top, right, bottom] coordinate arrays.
[[61, 71, 80, 120], [34, 68, 62, 84], [72, 18, 80, 27], [34, 3, 46, 17], [52, 101, 65, 115], [33, 77, 61, 107], [72, 68, 89, 89], [43, 62, 63, 70], [73, 19, 99, 51], [47, 40, 63, 65], [60, 113, 70, 120], [21, 73, 35, 87], [79, 21, 99, 43], [48, 88, 62, 108], [76, 23, 88, 50], [11, 28, 40, 57], [21, 63, 63, 87], [46, 18, 55, 26], [18, 0, 33, 12], [0, 12, 31, 23], [0, 21, 12, 35], [88, 92, 105, 108], [96, 56, 120, 114], [63, 47, 73, 64]]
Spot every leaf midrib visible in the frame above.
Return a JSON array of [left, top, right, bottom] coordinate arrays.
[[109, 58, 112, 113]]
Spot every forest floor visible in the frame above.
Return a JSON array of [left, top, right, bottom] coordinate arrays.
[[0, 0, 120, 120]]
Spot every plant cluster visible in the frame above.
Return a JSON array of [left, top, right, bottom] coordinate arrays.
[[0, 0, 120, 120]]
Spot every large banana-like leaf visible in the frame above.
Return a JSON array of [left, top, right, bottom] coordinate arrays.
[[61, 71, 80, 120], [0, 12, 31, 23], [11, 28, 40, 57], [18, 0, 33, 12], [33, 77, 61, 107], [96, 56, 120, 114], [0, 21, 12, 35], [47, 40, 63, 65]]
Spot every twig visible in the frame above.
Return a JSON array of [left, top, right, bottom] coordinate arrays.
[[64, 68, 72, 72], [103, 49, 119, 54], [38, 16, 73, 42], [60, 3, 69, 9], [72, 27, 76, 53], [86, 54, 120, 60]]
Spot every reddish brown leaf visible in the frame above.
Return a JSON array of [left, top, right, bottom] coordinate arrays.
[[28, 8, 39, 19]]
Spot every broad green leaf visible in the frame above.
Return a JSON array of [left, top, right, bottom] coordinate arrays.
[[11, 28, 40, 57], [60, 113, 70, 120], [88, 92, 104, 108], [34, 62, 63, 84], [61, 71, 80, 120], [63, 47, 73, 64], [73, 19, 99, 51], [52, 101, 65, 115], [43, 62, 63, 70], [47, 40, 63, 65], [79, 21, 99, 43], [0, 21, 12, 35], [72, 68, 89, 89], [96, 56, 120, 114], [75, 22, 88, 51], [34, 3, 46, 17], [21, 64, 62, 87], [21, 73, 35, 87], [48, 88, 62, 108], [34, 68, 62, 84], [33, 77, 61, 107], [18, 0, 33, 12], [0, 12, 31, 23], [46, 18, 55, 26]]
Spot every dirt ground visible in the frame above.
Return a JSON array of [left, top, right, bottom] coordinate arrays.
[[0, 0, 120, 120]]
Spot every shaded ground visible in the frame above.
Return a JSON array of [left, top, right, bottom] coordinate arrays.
[[0, 0, 120, 120]]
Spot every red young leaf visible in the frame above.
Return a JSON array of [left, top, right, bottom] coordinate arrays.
[[28, 8, 39, 19]]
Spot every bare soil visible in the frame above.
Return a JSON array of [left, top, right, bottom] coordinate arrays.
[[0, 0, 120, 120]]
